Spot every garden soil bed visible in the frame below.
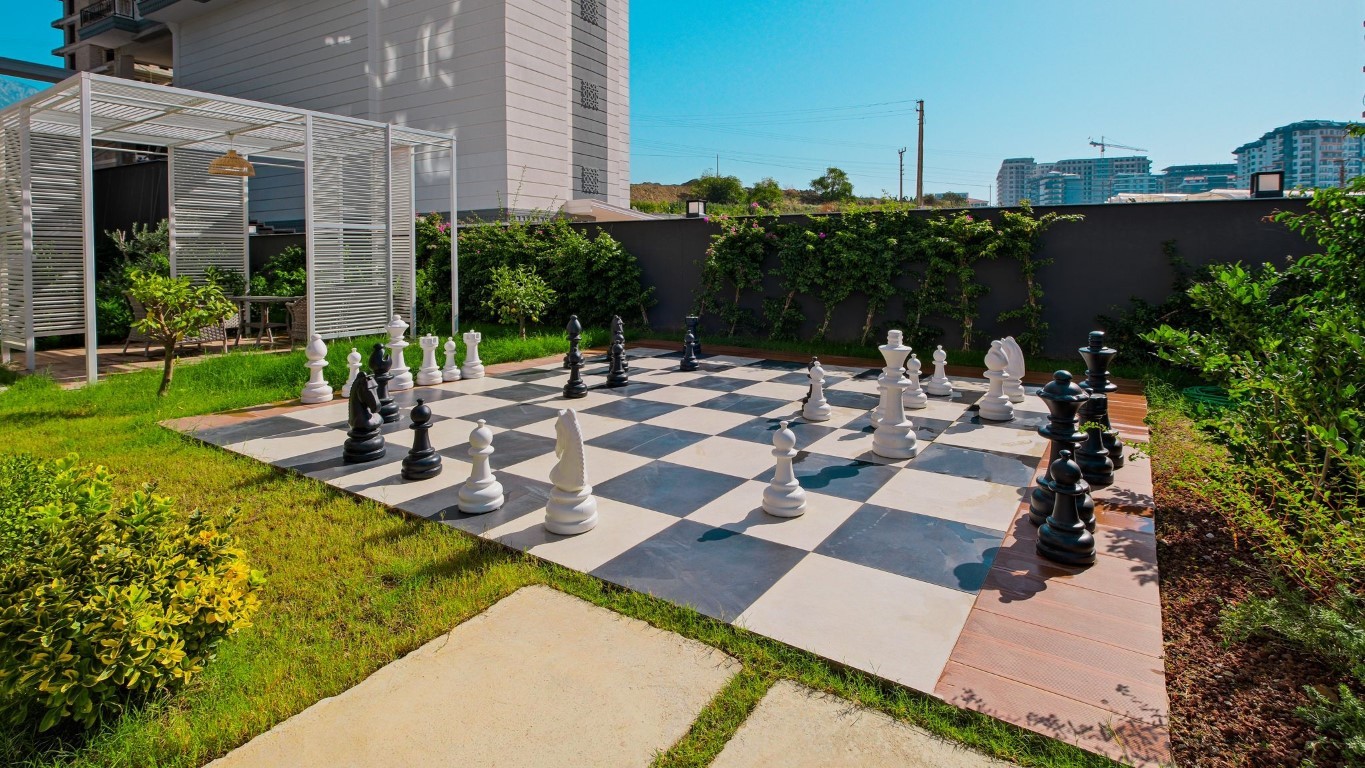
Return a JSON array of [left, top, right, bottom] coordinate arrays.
[[1155, 457, 1345, 767]]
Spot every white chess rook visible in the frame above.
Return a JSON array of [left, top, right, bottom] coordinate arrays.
[[902, 353, 928, 410], [802, 358, 831, 422], [979, 340, 1016, 421], [441, 337, 462, 382], [340, 347, 362, 398], [763, 421, 807, 517], [545, 409, 598, 534], [1001, 336, 1027, 403], [461, 330, 485, 379], [300, 333, 334, 404], [416, 334, 443, 386], [925, 345, 953, 397], [458, 420, 505, 514], [386, 315, 414, 391], [871, 330, 919, 459]]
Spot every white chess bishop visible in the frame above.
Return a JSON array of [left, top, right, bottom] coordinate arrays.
[[416, 334, 443, 386], [1001, 336, 1027, 403], [762, 421, 806, 517], [925, 345, 953, 397], [386, 315, 414, 391], [979, 340, 1015, 422], [545, 409, 597, 534], [458, 420, 504, 514], [300, 333, 334, 404], [802, 358, 831, 422]]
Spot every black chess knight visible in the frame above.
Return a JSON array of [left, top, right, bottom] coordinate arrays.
[[343, 371, 386, 464]]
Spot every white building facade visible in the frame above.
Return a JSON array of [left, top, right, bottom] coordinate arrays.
[[1233, 120, 1363, 190], [137, 0, 628, 220]]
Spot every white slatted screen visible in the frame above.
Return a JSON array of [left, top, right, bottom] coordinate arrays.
[[390, 144, 414, 327], [0, 114, 25, 351], [168, 147, 248, 284], [308, 116, 390, 339], [28, 132, 85, 335]]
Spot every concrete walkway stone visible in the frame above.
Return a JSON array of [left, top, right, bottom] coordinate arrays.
[[208, 585, 739, 768], [711, 680, 1017, 768]]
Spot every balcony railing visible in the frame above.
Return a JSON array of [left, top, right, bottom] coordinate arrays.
[[80, 0, 137, 27]]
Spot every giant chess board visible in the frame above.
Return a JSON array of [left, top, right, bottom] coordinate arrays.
[[180, 347, 1055, 695]]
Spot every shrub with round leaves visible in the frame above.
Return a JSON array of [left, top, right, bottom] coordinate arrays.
[[0, 455, 265, 732]]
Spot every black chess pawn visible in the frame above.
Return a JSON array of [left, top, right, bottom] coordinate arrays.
[[685, 315, 703, 356], [368, 342, 399, 424], [1076, 419, 1114, 487], [343, 371, 386, 464], [680, 330, 699, 372], [606, 339, 629, 387], [1036, 450, 1097, 566], [1029, 370, 1089, 526], [611, 314, 629, 371], [401, 398, 443, 480], [1080, 331, 1126, 469], [564, 317, 588, 399]]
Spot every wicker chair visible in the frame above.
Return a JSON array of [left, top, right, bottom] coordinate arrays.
[[121, 291, 154, 357], [121, 291, 231, 356], [285, 296, 309, 351]]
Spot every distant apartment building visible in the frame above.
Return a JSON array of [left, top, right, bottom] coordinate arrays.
[[1233, 120, 1363, 189], [1113, 164, 1238, 197], [48, 0, 630, 220], [996, 155, 1151, 206]]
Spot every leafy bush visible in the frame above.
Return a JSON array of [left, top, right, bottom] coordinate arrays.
[[747, 177, 784, 210], [248, 245, 306, 299], [691, 171, 745, 204], [0, 455, 263, 732], [810, 167, 854, 202], [1097, 241, 1215, 357], [484, 264, 555, 338], [94, 221, 171, 342]]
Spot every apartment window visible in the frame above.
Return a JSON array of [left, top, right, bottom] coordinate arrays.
[[580, 0, 600, 26], [581, 166, 601, 194], [580, 80, 600, 111]]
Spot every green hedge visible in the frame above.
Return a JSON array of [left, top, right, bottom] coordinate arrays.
[[0, 455, 264, 732]]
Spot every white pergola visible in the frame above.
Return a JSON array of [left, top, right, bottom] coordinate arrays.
[[0, 72, 457, 384]]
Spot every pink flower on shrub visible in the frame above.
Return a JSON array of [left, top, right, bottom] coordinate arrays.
[[964, 215, 974, 222], [818, 232, 826, 239], [750, 202, 759, 209], [703, 216, 710, 223]]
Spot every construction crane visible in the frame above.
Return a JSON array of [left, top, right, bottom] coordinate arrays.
[[1088, 136, 1147, 156]]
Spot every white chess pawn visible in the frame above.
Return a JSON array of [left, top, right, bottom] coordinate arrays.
[[762, 421, 807, 517], [545, 409, 597, 534], [461, 329, 485, 379], [802, 358, 831, 422], [871, 330, 918, 459], [386, 315, 413, 391], [340, 347, 362, 398], [979, 340, 1015, 422], [902, 353, 928, 410], [416, 334, 443, 386], [300, 333, 334, 404], [1001, 336, 1027, 403], [441, 337, 462, 382], [458, 420, 504, 514], [925, 345, 954, 396]]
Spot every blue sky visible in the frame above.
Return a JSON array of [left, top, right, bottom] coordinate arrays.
[[4, 1, 1359, 198]]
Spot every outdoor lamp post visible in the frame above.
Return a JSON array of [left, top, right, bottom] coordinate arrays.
[[1250, 171, 1284, 199], [685, 200, 706, 218]]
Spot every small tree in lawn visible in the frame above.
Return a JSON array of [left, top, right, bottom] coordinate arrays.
[[127, 269, 235, 396], [810, 167, 854, 202], [485, 264, 556, 339]]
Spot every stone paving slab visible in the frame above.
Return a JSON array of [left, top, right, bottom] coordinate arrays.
[[711, 680, 1017, 768], [208, 585, 739, 768]]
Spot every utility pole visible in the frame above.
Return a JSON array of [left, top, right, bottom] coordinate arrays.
[[716, 154, 720, 177], [915, 100, 925, 207], [898, 147, 907, 201]]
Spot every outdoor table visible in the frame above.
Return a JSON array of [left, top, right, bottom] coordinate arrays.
[[226, 295, 301, 346]]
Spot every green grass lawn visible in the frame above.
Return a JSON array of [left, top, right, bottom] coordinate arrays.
[[0, 324, 1117, 768]]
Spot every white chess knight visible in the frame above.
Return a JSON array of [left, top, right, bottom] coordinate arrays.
[[458, 420, 504, 514], [979, 340, 1016, 422], [802, 358, 831, 422], [901, 353, 928, 410], [386, 315, 414, 391], [1001, 336, 1027, 403], [300, 333, 334, 404], [340, 347, 362, 398], [441, 337, 462, 382], [545, 409, 598, 534], [461, 329, 485, 379], [925, 345, 954, 397], [871, 330, 918, 459], [416, 334, 443, 386], [762, 421, 807, 517]]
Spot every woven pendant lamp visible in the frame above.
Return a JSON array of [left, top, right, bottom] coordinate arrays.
[[208, 148, 255, 177]]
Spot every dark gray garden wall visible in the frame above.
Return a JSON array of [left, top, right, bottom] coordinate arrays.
[[574, 198, 1312, 358]]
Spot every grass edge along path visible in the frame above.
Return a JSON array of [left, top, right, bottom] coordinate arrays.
[[1, 331, 1114, 768]]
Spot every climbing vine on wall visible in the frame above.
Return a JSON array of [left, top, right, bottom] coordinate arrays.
[[994, 202, 1084, 356], [697, 214, 774, 335]]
